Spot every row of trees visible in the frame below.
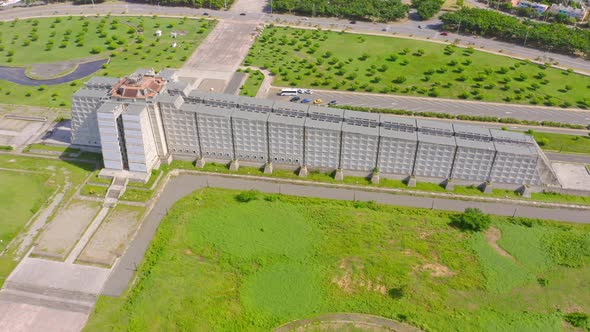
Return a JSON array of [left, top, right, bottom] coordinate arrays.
[[272, 0, 409, 22], [411, 0, 444, 20], [440, 9, 590, 58]]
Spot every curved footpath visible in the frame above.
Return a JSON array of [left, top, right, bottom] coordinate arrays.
[[102, 171, 590, 297]]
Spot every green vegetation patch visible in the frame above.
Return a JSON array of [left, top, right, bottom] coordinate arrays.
[[80, 184, 107, 198], [238, 69, 264, 97], [0, 171, 54, 252], [86, 189, 590, 331], [0, 16, 215, 108], [120, 188, 154, 202], [245, 27, 590, 108], [530, 131, 590, 154]]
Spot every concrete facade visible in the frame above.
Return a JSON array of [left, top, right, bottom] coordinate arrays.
[[71, 70, 559, 188]]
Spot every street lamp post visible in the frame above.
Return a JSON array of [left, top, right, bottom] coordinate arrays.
[[523, 26, 532, 46]]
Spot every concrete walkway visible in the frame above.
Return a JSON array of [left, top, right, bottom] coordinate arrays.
[[103, 171, 590, 297]]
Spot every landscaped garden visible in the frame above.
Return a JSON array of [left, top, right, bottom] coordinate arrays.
[[244, 27, 590, 108], [0, 15, 215, 108], [238, 68, 265, 97], [85, 188, 590, 331]]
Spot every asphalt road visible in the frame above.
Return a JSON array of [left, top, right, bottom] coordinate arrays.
[[0, 59, 107, 85], [1, 2, 589, 75], [103, 172, 590, 297], [268, 88, 590, 126]]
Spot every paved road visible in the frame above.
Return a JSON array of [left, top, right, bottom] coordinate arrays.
[[268, 88, 590, 126], [0, 59, 107, 86], [0, 2, 589, 75], [546, 152, 590, 164], [103, 172, 590, 297]]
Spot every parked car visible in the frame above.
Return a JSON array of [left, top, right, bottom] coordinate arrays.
[[350, 21, 357, 24], [440, 31, 448, 36], [203, 12, 209, 16], [297, 89, 304, 94], [328, 100, 337, 105], [313, 99, 322, 105], [301, 98, 311, 103], [304, 89, 313, 94], [290, 96, 301, 102], [240, 12, 246, 16]]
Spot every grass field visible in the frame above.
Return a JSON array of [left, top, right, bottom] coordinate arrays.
[[244, 27, 590, 108], [238, 69, 265, 97], [85, 189, 590, 331], [0, 171, 54, 252], [531, 131, 590, 154], [0, 154, 95, 287], [0, 16, 215, 108]]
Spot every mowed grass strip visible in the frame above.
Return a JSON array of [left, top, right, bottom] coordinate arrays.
[[244, 27, 590, 108], [85, 189, 590, 331], [238, 69, 265, 97], [0, 16, 215, 108]]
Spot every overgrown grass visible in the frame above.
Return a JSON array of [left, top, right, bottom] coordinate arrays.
[[0, 16, 215, 108], [245, 27, 590, 108], [239, 69, 265, 97], [85, 189, 590, 331], [80, 184, 107, 198], [120, 188, 154, 202]]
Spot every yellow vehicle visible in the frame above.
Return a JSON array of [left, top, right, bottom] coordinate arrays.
[[313, 99, 322, 105]]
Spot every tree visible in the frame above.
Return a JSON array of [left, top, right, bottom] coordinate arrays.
[[412, 0, 444, 20], [454, 208, 491, 232]]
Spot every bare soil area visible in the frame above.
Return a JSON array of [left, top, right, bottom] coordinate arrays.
[[77, 204, 145, 266], [33, 200, 101, 260], [485, 227, 514, 259]]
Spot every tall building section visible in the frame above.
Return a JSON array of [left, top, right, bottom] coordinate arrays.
[[71, 70, 560, 188]]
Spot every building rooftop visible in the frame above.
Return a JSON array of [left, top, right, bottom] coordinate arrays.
[[342, 123, 379, 136], [179, 103, 199, 113], [490, 129, 534, 144], [267, 113, 306, 126], [308, 105, 344, 120], [85, 76, 121, 88], [455, 137, 495, 150], [416, 118, 454, 132], [194, 104, 233, 118], [200, 91, 240, 104], [238, 95, 275, 108], [111, 74, 166, 100], [96, 102, 121, 114], [418, 133, 456, 146], [158, 69, 177, 81], [494, 142, 539, 156], [126, 103, 147, 116], [305, 117, 343, 131], [344, 110, 380, 127], [379, 127, 418, 141], [453, 123, 491, 137], [231, 108, 270, 122], [155, 93, 183, 107]]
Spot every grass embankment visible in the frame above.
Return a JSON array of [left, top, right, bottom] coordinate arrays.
[[80, 184, 108, 198], [0, 16, 215, 108], [85, 188, 590, 331], [0, 154, 95, 287], [170, 160, 590, 206], [238, 69, 265, 97], [531, 131, 590, 154], [244, 27, 590, 108]]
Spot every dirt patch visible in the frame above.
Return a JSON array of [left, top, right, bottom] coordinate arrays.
[[77, 205, 145, 266], [485, 227, 513, 259], [33, 200, 101, 260], [332, 257, 387, 295], [274, 313, 424, 332], [420, 263, 456, 277]]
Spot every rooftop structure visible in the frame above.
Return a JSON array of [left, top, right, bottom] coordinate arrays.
[[71, 70, 560, 188]]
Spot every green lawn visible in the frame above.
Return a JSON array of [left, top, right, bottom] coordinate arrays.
[[120, 188, 154, 202], [531, 131, 590, 154], [0, 16, 215, 108], [85, 189, 590, 331], [244, 27, 590, 108], [238, 69, 265, 97], [80, 184, 108, 198], [0, 171, 54, 252]]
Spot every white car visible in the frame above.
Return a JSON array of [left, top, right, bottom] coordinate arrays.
[[304, 89, 313, 94], [297, 89, 304, 94]]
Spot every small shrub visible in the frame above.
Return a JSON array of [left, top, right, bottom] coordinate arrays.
[[453, 208, 491, 232], [564, 312, 589, 330], [236, 190, 259, 203]]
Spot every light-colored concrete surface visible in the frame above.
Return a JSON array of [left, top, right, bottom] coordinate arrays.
[[65, 207, 109, 264], [0, 121, 44, 150], [78, 205, 144, 266], [33, 200, 102, 260], [197, 78, 226, 92], [552, 163, 590, 190], [0, 301, 88, 332], [179, 20, 260, 81]]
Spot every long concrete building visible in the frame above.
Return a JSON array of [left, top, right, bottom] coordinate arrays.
[[71, 70, 560, 188]]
